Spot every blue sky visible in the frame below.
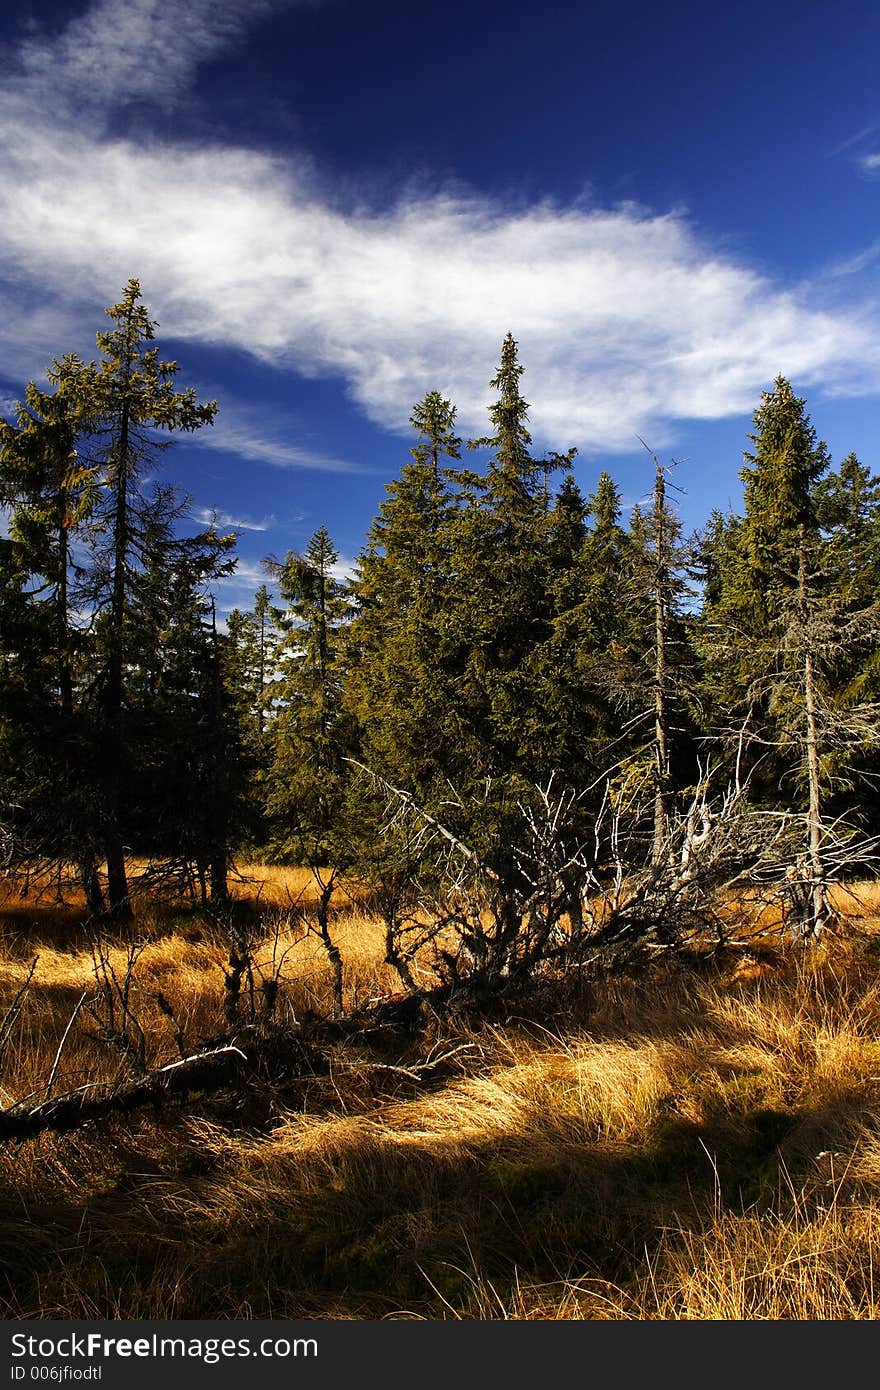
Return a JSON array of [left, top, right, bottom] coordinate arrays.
[[2, 0, 880, 612]]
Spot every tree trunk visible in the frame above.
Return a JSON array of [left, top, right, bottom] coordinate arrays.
[[79, 851, 105, 919], [104, 390, 132, 919], [207, 601, 229, 907], [799, 528, 827, 937], [314, 873, 343, 1017], [56, 496, 73, 721], [104, 833, 130, 921], [652, 462, 670, 865], [209, 851, 229, 906]]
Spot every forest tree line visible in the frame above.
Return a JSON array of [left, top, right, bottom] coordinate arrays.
[[2, 281, 880, 971]]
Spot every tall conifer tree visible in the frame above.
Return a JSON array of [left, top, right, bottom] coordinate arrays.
[[700, 379, 880, 932], [2, 281, 221, 918], [347, 391, 461, 789], [71, 280, 218, 917], [0, 370, 104, 907], [266, 527, 356, 866]]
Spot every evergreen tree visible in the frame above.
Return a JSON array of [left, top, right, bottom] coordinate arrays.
[[0, 370, 96, 719], [124, 520, 238, 902], [0, 367, 105, 907], [408, 390, 462, 481], [701, 380, 828, 763], [815, 453, 880, 622], [252, 582, 274, 740], [740, 378, 829, 605], [222, 583, 279, 850], [351, 343, 585, 912], [264, 528, 359, 1013], [224, 583, 277, 742], [347, 391, 462, 791], [63, 279, 219, 917], [700, 379, 880, 932], [453, 333, 575, 780], [622, 456, 699, 862], [542, 469, 636, 784], [467, 332, 542, 514], [1, 281, 223, 918], [811, 453, 880, 827], [266, 527, 356, 867]]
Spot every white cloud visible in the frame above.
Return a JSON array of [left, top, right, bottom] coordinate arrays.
[[193, 507, 275, 532], [215, 559, 267, 587], [1, 0, 880, 459], [191, 408, 365, 473], [212, 559, 271, 615], [829, 238, 880, 278], [835, 129, 880, 181], [8, 0, 291, 118], [211, 551, 355, 620], [330, 554, 356, 585], [827, 122, 880, 158]]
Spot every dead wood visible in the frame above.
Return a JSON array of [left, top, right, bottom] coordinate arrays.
[[0, 1044, 250, 1141], [0, 980, 455, 1142]]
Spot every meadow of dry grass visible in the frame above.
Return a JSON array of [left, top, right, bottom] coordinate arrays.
[[3, 866, 880, 1320]]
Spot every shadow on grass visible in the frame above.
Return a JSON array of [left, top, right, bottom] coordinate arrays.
[[1, 985, 878, 1319]]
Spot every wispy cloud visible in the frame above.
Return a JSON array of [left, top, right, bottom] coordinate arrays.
[[193, 507, 276, 532], [830, 124, 880, 181], [214, 560, 267, 587], [211, 552, 356, 619], [829, 238, 880, 278], [8, 0, 293, 118], [827, 122, 880, 158], [1, 0, 880, 457], [192, 413, 365, 473], [212, 560, 271, 615]]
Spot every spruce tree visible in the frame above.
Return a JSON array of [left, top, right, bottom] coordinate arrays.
[[543, 469, 635, 784], [264, 528, 357, 1012], [347, 391, 461, 790], [700, 379, 880, 933], [0, 367, 105, 907], [124, 519, 238, 902], [266, 527, 356, 868], [2, 281, 221, 918], [624, 456, 698, 863], [455, 333, 575, 781], [65, 280, 218, 917]]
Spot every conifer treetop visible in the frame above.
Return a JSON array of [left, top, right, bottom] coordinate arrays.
[[468, 332, 532, 464], [62, 278, 218, 436]]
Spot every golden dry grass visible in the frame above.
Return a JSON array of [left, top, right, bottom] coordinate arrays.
[[2, 874, 880, 1318], [0, 859, 373, 918], [0, 910, 402, 1110]]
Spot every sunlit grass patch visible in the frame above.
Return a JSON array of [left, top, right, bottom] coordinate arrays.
[[3, 874, 880, 1317]]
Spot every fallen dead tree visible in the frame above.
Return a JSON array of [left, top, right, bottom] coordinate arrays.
[[0, 981, 478, 1142], [0, 1044, 250, 1141]]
